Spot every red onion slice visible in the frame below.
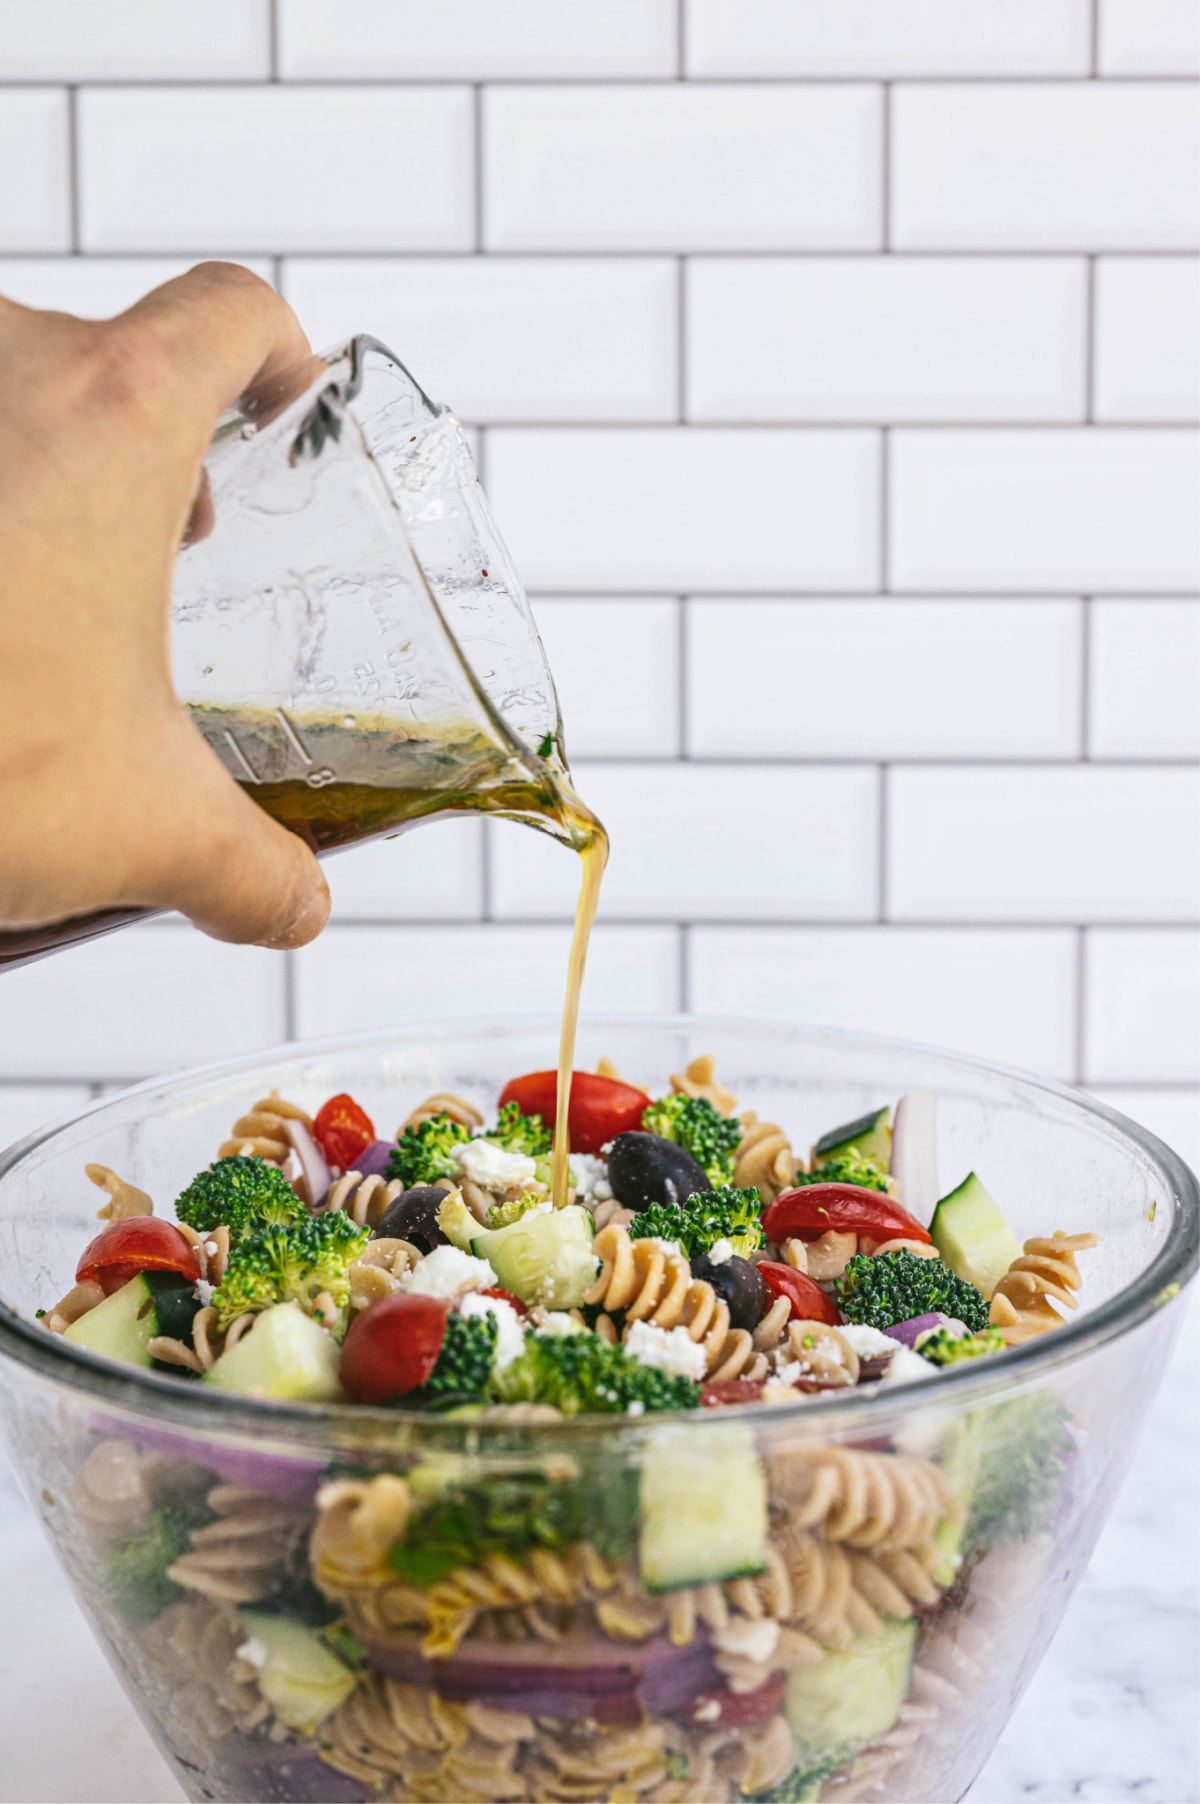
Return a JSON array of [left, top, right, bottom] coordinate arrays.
[[890, 1091, 939, 1225], [285, 1117, 331, 1209]]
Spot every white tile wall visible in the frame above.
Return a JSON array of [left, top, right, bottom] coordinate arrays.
[[0, 13, 1196, 1150], [1088, 1087, 1200, 1171], [0, 1085, 93, 1154]]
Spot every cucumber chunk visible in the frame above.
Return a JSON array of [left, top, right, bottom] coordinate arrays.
[[785, 1618, 916, 1772], [473, 1204, 598, 1310], [639, 1423, 767, 1592], [437, 1190, 483, 1252], [930, 1172, 1021, 1301], [64, 1274, 158, 1367], [202, 1304, 342, 1401], [813, 1106, 892, 1169], [236, 1612, 358, 1731]]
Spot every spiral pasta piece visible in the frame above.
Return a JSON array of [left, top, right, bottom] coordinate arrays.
[[669, 1054, 738, 1117], [776, 1320, 861, 1389], [398, 1091, 485, 1135], [218, 1088, 311, 1162], [85, 1162, 153, 1220], [165, 1481, 314, 1605], [769, 1445, 956, 1551], [584, 1224, 740, 1377], [315, 1676, 533, 1799], [989, 1230, 1100, 1344], [326, 1167, 403, 1229], [733, 1111, 797, 1203]]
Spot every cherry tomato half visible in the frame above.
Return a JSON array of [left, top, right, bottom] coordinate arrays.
[[339, 1293, 449, 1405], [479, 1287, 529, 1317], [312, 1092, 376, 1169], [76, 1217, 201, 1296], [496, 1070, 650, 1156], [683, 1674, 787, 1727], [757, 1260, 841, 1327], [763, 1183, 931, 1248]]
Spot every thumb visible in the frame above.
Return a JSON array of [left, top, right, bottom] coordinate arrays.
[[134, 715, 331, 949]]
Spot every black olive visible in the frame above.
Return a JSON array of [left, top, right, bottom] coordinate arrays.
[[606, 1131, 710, 1214], [690, 1253, 767, 1333], [374, 1185, 449, 1253]]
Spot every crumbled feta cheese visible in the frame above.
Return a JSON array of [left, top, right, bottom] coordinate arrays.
[[715, 1618, 780, 1663], [693, 1698, 721, 1723], [452, 1139, 538, 1192], [205, 1241, 219, 1259], [707, 1238, 734, 1265], [624, 1319, 708, 1382], [644, 1236, 683, 1256], [882, 1345, 937, 1386], [401, 1245, 496, 1300], [235, 1637, 268, 1672], [838, 1324, 903, 1360], [195, 1279, 215, 1306], [459, 1293, 526, 1369], [772, 1358, 802, 1388], [625, 1400, 646, 1417], [537, 1310, 585, 1338], [570, 1153, 612, 1203]]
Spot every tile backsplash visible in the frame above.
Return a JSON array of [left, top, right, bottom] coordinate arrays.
[[0, 0, 1196, 1166]]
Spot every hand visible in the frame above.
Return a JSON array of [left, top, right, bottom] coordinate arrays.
[[0, 262, 331, 949]]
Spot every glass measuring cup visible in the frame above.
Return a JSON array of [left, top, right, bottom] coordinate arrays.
[[1, 336, 575, 970]]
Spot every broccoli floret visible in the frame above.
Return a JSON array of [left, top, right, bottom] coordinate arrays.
[[415, 1312, 499, 1405], [108, 1503, 207, 1623], [629, 1184, 764, 1260], [484, 1189, 550, 1230], [174, 1155, 306, 1241], [641, 1094, 743, 1185], [835, 1249, 989, 1334], [918, 1325, 1006, 1366], [211, 1210, 369, 1331], [484, 1100, 553, 1158], [386, 1113, 471, 1189], [756, 1762, 841, 1803], [493, 1330, 700, 1416], [960, 1392, 1073, 1550], [793, 1148, 889, 1193]]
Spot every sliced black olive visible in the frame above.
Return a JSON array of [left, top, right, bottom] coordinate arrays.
[[690, 1253, 767, 1333], [374, 1185, 449, 1253], [606, 1131, 710, 1214]]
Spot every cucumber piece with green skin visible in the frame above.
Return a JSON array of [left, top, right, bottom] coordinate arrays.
[[437, 1190, 483, 1252], [202, 1303, 342, 1401], [812, 1106, 892, 1170], [64, 1273, 159, 1366], [472, 1204, 598, 1310], [785, 1618, 916, 1772], [639, 1424, 767, 1592], [236, 1612, 358, 1731], [930, 1172, 1021, 1300]]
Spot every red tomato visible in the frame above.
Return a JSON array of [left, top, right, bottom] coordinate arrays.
[[496, 1070, 650, 1155], [701, 1378, 765, 1408], [340, 1294, 449, 1405], [757, 1260, 841, 1327], [312, 1093, 376, 1169], [763, 1183, 931, 1248], [479, 1287, 529, 1317], [683, 1674, 787, 1727], [76, 1218, 201, 1296]]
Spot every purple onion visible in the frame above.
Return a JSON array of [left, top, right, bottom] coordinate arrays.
[[285, 1117, 331, 1209], [350, 1138, 399, 1182], [212, 1736, 370, 1802], [884, 1312, 950, 1347], [92, 1415, 324, 1503]]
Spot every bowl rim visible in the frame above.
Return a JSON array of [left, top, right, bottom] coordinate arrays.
[[0, 1013, 1196, 1440]]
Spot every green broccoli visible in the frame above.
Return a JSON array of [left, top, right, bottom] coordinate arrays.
[[957, 1392, 1073, 1551], [629, 1184, 764, 1260], [641, 1093, 743, 1185], [174, 1155, 306, 1241], [793, 1148, 889, 1193], [755, 1763, 841, 1804], [386, 1113, 471, 1189], [484, 1100, 552, 1158], [918, 1325, 1006, 1366], [211, 1210, 369, 1331], [492, 1330, 701, 1416], [485, 1188, 550, 1230], [108, 1502, 208, 1623], [835, 1249, 989, 1334], [415, 1312, 498, 1406]]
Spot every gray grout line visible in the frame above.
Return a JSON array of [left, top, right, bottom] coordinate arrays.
[[676, 258, 688, 422], [1090, 0, 1101, 77], [676, 596, 690, 757], [1085, 255, 1097, 420], [1074, 926, 1088, 1084], [880, 82, 891, 252], [65, 86, 80, 252], [676, 0, 687, 80], [879, 427, 890, 590], [282, 950, 297, 1040], [3, 247, 1196, 263], [877, 764, 889, 922], [678, 923, 691, 1010], [282, 915, 1200, 931], [1080, 597, 1093, 758], [268, 0, 280, 80], [482, 752, 1200, 769], [270, 252, 283, 290], [2, 74, 1196, 88], [473, 84, 484, 252], [527, 587, 1200, 600]]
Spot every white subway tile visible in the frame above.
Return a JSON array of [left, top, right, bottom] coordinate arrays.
[[282, 258, 678, 421], [687, 258, 1086, 422], [292, 922, 680, 1036], [532, 599, 680, 757], [489, 428, 880, 591], [0, 1, 269, 79], [687, 0, 1089, 76], [1088, 1087, 1200, 1170], [1090, 601, 1200, 760], [485, 85, 881, 252], [322, 820, 484, 921], [0, 1085, 93, 1153], [0, 926, 286, 1081], [688, 599, 1082, 758], [1094, 259, 1200, 422], [279, 0, 676, 78], [890, 429, 1200, 593], [0, 90, 70, 251], [0, 256, 273, 316], [1098, 0, 1200, 74], [489, 763, 879, 921], [889, 766, 1200, 922], [79, 87, 474, 253], [690, 926, 1078, 1075], [1085, 929, 1200, 1083], [892, 84, 1200, 251]]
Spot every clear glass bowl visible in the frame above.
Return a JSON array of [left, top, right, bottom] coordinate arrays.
[[0, 1018, 1194, 1804]]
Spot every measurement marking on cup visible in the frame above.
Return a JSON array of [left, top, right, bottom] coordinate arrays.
[[275, 708, 315, 766], [222, 730, 259, 783]]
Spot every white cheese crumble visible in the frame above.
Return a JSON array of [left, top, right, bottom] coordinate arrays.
[[400, 1244, 496, 1300], [716, 1618, 780, 1663], [838, 1324, 904, 1360], [570, 1153, 612, 1203], [235, 1637, 268, 1672], [881, 1345, 937, 1386], [458, 1293, 526, 1369], [624, 1319, 708, 1382], [644, 1236, 683, 1256], [625, 1400, 646, 1417], [707, 1238, 734, 1265], [195, 1279, 215, 1306], [452, 1139, 538, 1192], [537, 1310, 585, 1338]]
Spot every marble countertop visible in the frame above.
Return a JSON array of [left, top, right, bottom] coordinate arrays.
[[2, 1295, 1196, 1804]]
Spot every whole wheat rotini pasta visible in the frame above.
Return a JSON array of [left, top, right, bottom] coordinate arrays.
[[733, 1110, 797, 1203], [398, 1091, 485, 1135], [217, 1089, 312, 1163], [85, 1162, 153, 1221], [325, 1167, 402, 1229], [769, 1445, 956, 1551], [583, 1223, 740, 1377], [165, 1481, 314, 1605], [990, 1231, 1101, 1343], [669, 1053, 738, 1117]]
